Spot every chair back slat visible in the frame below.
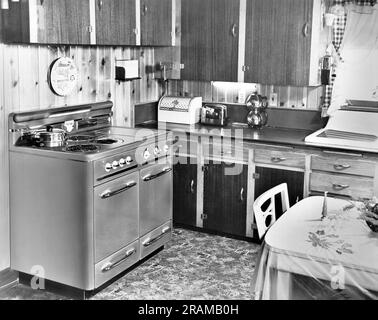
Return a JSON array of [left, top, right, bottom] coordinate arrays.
[[253, 183, 290, 239]]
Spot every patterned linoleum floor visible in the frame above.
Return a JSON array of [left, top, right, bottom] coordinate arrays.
[[0, 228, 260, 300]]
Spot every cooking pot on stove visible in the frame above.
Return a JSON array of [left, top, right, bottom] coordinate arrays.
[[24, 126, 67, 147]]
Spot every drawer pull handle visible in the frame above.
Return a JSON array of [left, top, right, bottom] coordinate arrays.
[[143, 167, 172, 182], [190, 180, 195, 194], [334, 164, 351, 171], [271, 157, 287, 163], [101, 248, 136, 272], [100, 181, 137, 199], [220, 151, 233, 156], [332, 183, 350, 191], [142, 226, 171, 247]]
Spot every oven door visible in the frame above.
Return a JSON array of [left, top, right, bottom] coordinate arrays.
[[140, 163, 173, 236], [94, 171, 139, 263]]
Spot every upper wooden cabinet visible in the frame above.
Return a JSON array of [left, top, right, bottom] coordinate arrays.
[[140, 0, 174, 46], [95, 0, 137, 45], [2, 0, 92, 44], [1, 0, 176, 46], [244, 0, 328, 86], [180, 0, 240, 82]]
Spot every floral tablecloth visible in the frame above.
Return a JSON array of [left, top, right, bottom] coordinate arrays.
[[252, 196, 378, 300]]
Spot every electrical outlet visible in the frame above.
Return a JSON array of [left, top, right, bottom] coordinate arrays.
[[238, 90, 246, 104], [269, 93, 278, 107]]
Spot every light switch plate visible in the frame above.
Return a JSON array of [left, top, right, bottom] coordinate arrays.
[[269, 93, 278, 107]]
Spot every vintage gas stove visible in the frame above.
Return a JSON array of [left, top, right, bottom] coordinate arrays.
[[9, 101, 173, 293]]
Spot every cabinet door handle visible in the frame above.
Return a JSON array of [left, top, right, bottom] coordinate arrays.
[[142, 227, 171, 247], [142, 4, 148, 15], [100, 181, 137, 199], [332, 183, 350, 191], [240, 188, 244, 201], [271, 157, 287, 163], [101, 248, 136, 272], [231, 23, 238, 37], [190, 180, 195, 194], [98, 0, 103, 9], [302, 22, 310, 37], [334, 164, 351, 171]]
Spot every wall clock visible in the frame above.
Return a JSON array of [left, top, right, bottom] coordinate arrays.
[[48, 57, 78, 96]]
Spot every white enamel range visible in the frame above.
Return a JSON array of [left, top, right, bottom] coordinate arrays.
[[9, 101, 174, 292]]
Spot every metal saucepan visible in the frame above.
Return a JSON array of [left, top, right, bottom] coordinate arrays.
[[23, 126, 67, 147]]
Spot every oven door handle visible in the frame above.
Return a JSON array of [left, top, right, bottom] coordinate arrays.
[[100, 181, 137, 199], [142, 227, 171, 247], [142, 167, 172, 182]]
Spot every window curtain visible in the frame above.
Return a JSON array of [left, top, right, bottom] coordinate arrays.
[[327, 2, 378, 115]]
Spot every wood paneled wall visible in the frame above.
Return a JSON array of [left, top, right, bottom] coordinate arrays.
[[0, 43, 161, 271], [167, 80, 325, 110]]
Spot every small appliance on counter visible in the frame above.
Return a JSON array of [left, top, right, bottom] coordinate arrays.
[[158, 96, 202, 125], [200, 104, 228, 127], [246, 93, 269, 129]]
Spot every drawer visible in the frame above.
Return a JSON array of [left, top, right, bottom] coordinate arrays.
[[203, 142, 248, 162], [311, 155, 376, 177], [254, 148, 305, 169], [140, 221, 172, 259], [95, 240, 139, 288], [310, 172, 374, 200]]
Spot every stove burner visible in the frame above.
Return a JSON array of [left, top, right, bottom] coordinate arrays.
[[95, 138, 120, 145], [66, 144, 100, 153], [67, 135, 94, 142]]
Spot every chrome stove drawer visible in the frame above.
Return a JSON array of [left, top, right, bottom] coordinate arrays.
[[140, 221, 172, 259], [95, 240, 139, 288]]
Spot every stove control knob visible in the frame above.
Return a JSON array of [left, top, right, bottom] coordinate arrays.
[[119, 158, 126, 167], [105, 163, 112, 172], [154, 146, 161, 156], [143, 149, 150, 160], [163, 144, 169, 153], [112, 161, 119, 169], [126, 156, 133, 165]]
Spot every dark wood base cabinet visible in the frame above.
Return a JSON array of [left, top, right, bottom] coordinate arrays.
[[203, 162, 248, 237], [254, 166, 304, 219], [173, 156, 197, 228]]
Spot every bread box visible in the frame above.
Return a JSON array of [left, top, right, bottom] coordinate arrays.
[[158, 96, 202, 124]]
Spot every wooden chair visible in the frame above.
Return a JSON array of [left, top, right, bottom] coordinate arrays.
[[253, 183, 290, 239]]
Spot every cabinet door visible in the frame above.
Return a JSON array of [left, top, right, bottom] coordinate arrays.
[[244, 0, 313, 86], [203, 162, 248, 237], [140, 0, 173, 46], [254, 166, 304, 219], [173, 156, 197, 227], [95, 0, 136, 45], [181, 0, 239, 81], [37, 0, 91, 44]]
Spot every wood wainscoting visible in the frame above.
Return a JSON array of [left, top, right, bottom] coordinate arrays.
[[0, 43, 162, 271]]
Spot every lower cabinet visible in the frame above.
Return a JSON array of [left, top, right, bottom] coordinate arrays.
[[173, 156, 197, 227], [203, 161, 248, 237], [254, 166, 304, 219]]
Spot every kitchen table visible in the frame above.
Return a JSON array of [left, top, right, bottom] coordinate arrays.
[[251, 196, 378, 300]]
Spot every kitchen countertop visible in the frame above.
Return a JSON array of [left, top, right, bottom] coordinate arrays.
[[136, 121, 378, 156], [137, 121, 316, 149]]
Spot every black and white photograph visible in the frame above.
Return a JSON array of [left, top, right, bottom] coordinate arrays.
[[0, 0, 377, 308]]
